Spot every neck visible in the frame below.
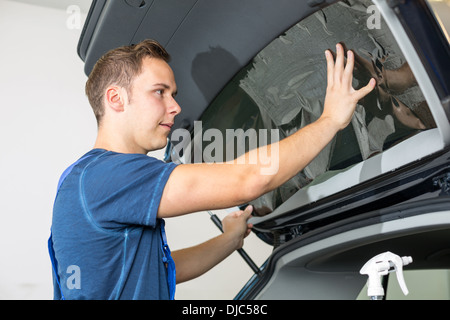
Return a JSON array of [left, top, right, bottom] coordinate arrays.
[[93, 126, 146, 155]]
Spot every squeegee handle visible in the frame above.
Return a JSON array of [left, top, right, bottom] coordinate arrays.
[[209, 213, 262, 276], [210, 213, 224, 232]]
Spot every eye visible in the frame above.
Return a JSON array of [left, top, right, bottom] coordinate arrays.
[[156, 89, 164, 95]]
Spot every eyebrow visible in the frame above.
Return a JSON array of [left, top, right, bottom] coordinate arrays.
[[153, 83, 178, 96]]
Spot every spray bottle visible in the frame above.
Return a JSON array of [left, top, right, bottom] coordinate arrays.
[[360, 251, 413, 300]]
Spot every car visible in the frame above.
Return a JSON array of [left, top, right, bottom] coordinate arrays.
[[78, 0, 450, 299]]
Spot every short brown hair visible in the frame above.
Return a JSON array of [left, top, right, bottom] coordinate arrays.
[[85, 39, 171, 125]]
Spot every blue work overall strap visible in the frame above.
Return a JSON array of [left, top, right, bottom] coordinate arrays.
[[160, 219, 176, 300], [48, 154, 93, 300]]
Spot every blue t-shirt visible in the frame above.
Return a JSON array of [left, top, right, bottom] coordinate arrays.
[[51, 149, 177, 300]]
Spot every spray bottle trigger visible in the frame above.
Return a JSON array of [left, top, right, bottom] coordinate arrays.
[[394, 256, 413, 296]]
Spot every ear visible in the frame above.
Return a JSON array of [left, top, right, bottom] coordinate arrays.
[[105, 86, 127, 112]]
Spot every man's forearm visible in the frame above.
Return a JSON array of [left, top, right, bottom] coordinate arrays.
[[236, 115, 341, 196], [158, 44, 375, 218], [172, 232, 238, 284], [160, 115, 345, 217]]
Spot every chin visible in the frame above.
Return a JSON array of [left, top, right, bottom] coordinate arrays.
[[146, 139, 168, 154]]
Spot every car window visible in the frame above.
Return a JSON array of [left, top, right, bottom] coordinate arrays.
[[191, 0, 437, 216]]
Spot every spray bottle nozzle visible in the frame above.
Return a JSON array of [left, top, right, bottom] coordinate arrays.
[[360, 251, 412, 299]]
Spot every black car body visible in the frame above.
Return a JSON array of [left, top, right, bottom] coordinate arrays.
[[78, 0, 450, 299]]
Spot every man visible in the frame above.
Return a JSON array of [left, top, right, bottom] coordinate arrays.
[[50, 39, 375, 300]]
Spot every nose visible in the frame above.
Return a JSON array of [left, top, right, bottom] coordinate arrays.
[[168, 96, 181, 115]]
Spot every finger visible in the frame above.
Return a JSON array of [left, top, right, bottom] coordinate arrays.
[[343, 50, 354, 87], [328, 48, 337, 60], [243, 205, 253, 219], [340, 42, 349, 52], [325, 50, 334, 87], [354, 78, 376, 101], [245, 222, 253, 235], [334, 43, 345, 84]]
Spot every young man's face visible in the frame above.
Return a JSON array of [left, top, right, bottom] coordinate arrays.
[[125, 57, 181, 153]]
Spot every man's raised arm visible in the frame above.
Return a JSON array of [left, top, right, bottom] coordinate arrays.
[[158, 43, 376, 218]]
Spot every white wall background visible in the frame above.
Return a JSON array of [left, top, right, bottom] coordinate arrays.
[[0, 0, 271, 300]]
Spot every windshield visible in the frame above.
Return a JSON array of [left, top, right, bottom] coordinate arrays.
[[184, 0, 437, 216]]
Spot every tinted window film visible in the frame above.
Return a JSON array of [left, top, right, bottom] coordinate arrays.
[[193, 0, 436, 216]]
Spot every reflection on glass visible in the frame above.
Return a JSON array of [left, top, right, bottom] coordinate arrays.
[[195, 0, 437, 216], [428, 0, 450, 43]]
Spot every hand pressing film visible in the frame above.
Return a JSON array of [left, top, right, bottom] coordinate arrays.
[[329, 42, 428, 130], [323, 43, 376, 131]]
